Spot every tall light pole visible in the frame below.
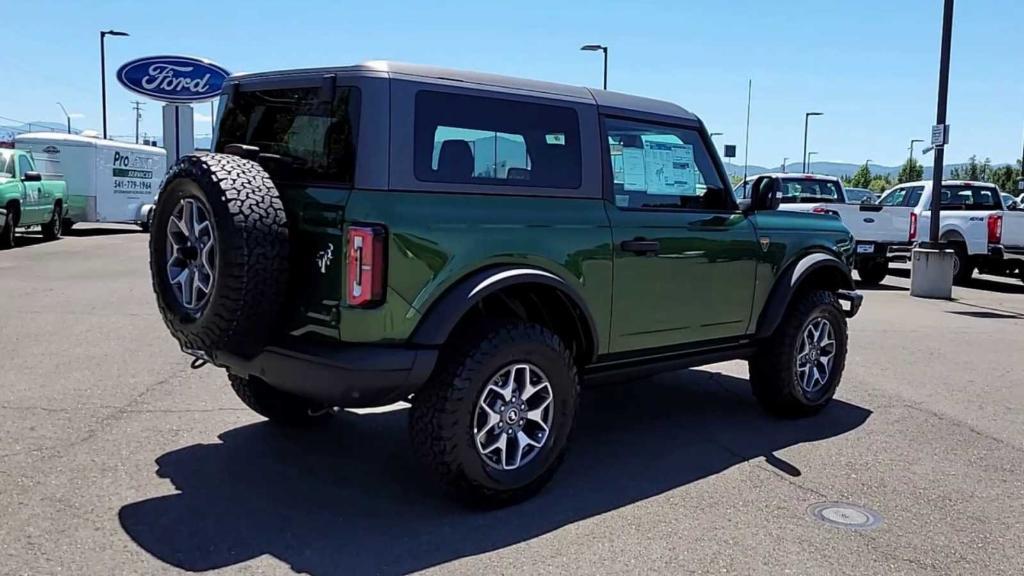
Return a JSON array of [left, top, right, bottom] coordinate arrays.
[[802, 111, 823, 172], [782, 156, 789, 173], [100, 29, 129, 140], [580, 44, 608, 90], [908, 138, 924, 163], [807, 151, 818, 170], [56, 102, 72, 134]]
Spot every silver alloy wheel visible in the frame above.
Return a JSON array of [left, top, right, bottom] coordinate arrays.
[[795, 317, 836, 394], [165, 198, 217, 313], [474, 362, 554, 471]]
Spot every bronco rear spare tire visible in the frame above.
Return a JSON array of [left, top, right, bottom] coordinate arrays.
[[149, 154, 289, 358]]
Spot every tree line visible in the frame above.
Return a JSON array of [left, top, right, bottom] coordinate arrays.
[[843, 156, 1023, 194]]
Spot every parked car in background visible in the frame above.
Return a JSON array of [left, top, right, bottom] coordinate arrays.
[[1000, 192, 1020, 211], [15, 133, 166, 232], [735, 173, 913, 285], [844, 187, 877, 204], [0, 149, 67, 248], [881, 180, 1003, 284]]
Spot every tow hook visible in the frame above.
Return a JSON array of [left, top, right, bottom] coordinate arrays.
[[183, 347, 212, 369]]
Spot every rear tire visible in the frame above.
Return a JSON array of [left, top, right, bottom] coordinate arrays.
[[409, 322, 579, 507], [228, 374, 329, 427], [41, 203, 63, 241], [856, 259, 888, 286], [749, 290, 848, 418], [950, 242, 973, 285]]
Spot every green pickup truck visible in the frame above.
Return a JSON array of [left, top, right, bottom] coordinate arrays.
[[0, 149, 67, 248], [148, 62, 861, 505]]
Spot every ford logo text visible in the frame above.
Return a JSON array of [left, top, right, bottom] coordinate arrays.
[[116, 56, 230, 103]]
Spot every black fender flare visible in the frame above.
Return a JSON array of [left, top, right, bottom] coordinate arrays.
[[409, 265, 599, 361], [755, 252, 855, 339]]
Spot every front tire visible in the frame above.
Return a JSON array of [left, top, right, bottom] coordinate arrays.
[[0, 209, 15, 249], [749, 290, 848, 418], [409, 322, 579, 507], [228, 374, 328, 427], [856, 259, 888, 286]]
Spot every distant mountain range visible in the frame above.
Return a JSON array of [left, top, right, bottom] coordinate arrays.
[[722, 160, 1011, 180]]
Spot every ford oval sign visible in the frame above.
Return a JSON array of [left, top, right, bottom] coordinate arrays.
[[116, 56, 230, 103]]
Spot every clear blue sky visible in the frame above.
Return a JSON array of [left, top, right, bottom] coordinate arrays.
[[4, 0, 1023, 167]]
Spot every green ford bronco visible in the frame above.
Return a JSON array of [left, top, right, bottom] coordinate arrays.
[[149, 62, 861, 505]]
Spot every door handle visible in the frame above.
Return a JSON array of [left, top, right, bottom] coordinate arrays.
[[620, 239, 660, 255]]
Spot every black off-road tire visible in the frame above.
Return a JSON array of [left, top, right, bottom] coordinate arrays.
[[228, 374, 328, 427], [149, 154, 289, 358], [950, 242, 973, 285], [749, 290, 848, 418], [409, 322, 579, 507], [41, 202, 63, 241], [856, 260, 888, 286], [0, 206, 17, 249]]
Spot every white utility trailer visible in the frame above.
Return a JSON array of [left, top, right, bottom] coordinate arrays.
[[15, 133, 167, 231]]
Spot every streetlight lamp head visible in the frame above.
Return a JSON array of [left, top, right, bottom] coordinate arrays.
[[807, 112, 823, 117], [104, 30, 130, 37], [580, 44, 605, 52]]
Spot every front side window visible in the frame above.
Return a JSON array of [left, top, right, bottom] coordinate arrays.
[[414, 90, 581, 189], [216, 86, 360, 185], [17, 155, 32, 177], [604, 118, 731, 211], [878, 188, 906, 206]]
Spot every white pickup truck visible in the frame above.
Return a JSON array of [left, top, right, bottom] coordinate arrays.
[[735, 173, 914, 285], [878, 180, 1009, 284]]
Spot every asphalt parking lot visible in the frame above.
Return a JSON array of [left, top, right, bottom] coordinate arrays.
[[1, 226, 1023, 575]]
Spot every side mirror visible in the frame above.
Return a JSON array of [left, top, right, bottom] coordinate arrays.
[[22, 171, 42, 182], [748, 175, 781, 212]]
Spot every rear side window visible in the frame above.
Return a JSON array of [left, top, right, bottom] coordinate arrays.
[[779, 178, 841, 203], [906, 185, 996, 210], [414, 90, 581, 189], [215, 86, 360, 186]]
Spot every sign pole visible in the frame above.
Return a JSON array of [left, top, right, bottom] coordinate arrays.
[[928, 0, 954, 244]]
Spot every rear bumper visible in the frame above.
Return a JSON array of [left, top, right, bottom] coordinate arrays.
[[855, 241, 913, 263], [993, 245, 1024, 262], [836, 290, 863, 318], [194, 340, 439, 408]]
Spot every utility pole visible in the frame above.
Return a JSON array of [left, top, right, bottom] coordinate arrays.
[[131, 100, 145, 144]]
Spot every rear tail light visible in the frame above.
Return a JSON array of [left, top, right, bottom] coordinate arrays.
[[987, 213, 1003, 244], [346, 225, 386, 307], [811, 207, 840, 217], [909, 212, 918, 242]]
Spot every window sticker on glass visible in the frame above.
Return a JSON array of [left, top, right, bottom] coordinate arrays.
[[622, 148, 647, 191], [643, 141, 696, 196], [545, 133, 565, 145]]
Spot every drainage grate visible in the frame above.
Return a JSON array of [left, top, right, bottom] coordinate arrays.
[[808, 502, 882, 531]]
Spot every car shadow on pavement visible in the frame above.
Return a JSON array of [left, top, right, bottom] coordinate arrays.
[[118, 369, 871, 575]]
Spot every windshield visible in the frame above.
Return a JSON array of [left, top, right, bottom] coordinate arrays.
[[215, 86, 360, 186], [0, 152, 13, 178], [779, 178, 842, 203], [907, 185, 999, 210]]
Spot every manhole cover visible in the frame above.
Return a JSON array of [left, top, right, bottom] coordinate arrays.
[[808, 502, 882, 530]]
